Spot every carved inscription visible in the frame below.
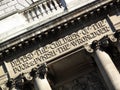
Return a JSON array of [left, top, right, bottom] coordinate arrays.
[[5, 19, 113, 78]]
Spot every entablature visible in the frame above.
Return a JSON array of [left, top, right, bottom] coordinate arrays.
[[0, 0, 119, 59]]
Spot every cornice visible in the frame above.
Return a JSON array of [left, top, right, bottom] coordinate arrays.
[[0, 0, 119, 58]]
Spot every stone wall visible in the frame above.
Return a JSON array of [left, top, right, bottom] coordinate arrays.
[[0, 0, 36, 18], [0, 0, 17, 17]]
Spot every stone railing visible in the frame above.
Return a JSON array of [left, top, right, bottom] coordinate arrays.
[[0, 0, 116, 49], [21, 0, 63, 22]]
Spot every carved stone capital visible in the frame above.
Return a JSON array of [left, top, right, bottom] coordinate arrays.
[[91, 37, 109, 50], [16, 74, 24, 86], [114, 31, 120, 39], [100, 37, 109, 48], [6, 74, 24, 89], [30, 64, 47, 79], [6, 79, 16, 89], [91, 40, 100, 50]]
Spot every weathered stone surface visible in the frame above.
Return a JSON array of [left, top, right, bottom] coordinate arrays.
[[55, 71, 107, 90]]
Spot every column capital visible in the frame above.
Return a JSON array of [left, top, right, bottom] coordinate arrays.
[[6, 79, 16, 89], [114, 30, 120, 39], [91, 40, 100, 50], [91, 37, 109, 50], [6, 74, 24, 89], [30, 64, 47, 79], [32, 64, 52, 90]]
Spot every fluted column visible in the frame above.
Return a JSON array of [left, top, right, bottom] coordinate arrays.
[[31, 64, 51, 90], [91, 40, 120, 90]]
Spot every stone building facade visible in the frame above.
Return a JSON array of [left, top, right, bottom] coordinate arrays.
[[0, 0, 120, 90]]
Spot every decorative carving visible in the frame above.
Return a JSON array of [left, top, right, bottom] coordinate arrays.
[[6, 74, 24, 90], [6, 79, 16, 89], [30, 63, 47, 79], [91, 37, 109, 50], [84, 45, 93, 53], [114, 31, 120, 39], [91, 40, 101, 50]]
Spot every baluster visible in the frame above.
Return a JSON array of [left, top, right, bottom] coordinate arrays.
[[29, 10, 34, 20], [46, 1, 52, 12], [33, 7, 39, 18], [37, 5, 43, 16], [42, 3, 48, 14], [51, 0, 57, 10], [55, 0, 62, 8], [23, 11, 29, 22]]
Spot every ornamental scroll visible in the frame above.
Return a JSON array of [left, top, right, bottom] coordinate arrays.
[[5, 19, 114, 78]]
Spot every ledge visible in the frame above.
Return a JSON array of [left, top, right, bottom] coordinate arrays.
[[0, 0, 116, 52]]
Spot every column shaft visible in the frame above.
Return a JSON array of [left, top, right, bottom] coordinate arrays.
[[94, 49, 120, 90], [34, 76, 51, 90]]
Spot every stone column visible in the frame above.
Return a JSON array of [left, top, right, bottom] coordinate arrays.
[[31, 64, 52, 90], [34, 76, 52, 90], [91, 40, 120, 90]]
